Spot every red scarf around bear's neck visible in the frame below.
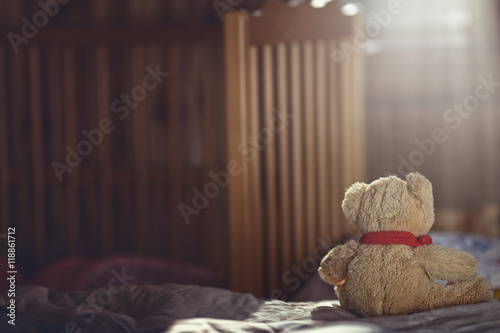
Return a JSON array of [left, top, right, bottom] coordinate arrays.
[[359, 231, 432, 247]]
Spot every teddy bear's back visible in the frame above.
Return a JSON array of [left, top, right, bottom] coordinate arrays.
[[343, 244, 431, 316]]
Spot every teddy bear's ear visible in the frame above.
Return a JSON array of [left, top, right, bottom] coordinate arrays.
[[342, 182, 368, 224], [405, 172, 432, 200]]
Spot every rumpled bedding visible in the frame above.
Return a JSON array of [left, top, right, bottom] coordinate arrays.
[[429, 231, 500, 289], [2, 231, 499, 332], [1, 283, 499, 333]]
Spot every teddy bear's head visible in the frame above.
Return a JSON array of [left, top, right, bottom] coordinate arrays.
[[342, 173, 434, 237]]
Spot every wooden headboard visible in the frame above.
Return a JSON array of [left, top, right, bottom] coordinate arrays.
[[224, 1, 366, 297]]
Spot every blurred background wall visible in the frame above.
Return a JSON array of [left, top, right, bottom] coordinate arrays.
[[0, 0, 499, 285]]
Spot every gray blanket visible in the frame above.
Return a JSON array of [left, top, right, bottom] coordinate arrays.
[[1, 283, 499, 333]]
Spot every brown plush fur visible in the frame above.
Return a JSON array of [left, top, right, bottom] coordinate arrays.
[[318, 173, 492, 317]]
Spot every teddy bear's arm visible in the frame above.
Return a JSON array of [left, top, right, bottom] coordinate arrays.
[[417, 245, 478, 282], [318, 240, 359, 286]]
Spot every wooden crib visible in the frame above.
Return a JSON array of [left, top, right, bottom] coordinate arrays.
[[224, 1, 366, 296], [0, 0, 365, 298]]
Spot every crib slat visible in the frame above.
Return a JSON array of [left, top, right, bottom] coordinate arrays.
[[214, 43, 230, 280], [262, 44, 279, 292], [0, 47, 8, 250], [62, 46, 80, 253], [328, 40, 342, 243], [183, 43, 204, 261], [166, 44, 183, 259], [10, 50, 30, 244], [224, 11, 253, 293], [131, 45, 149, 252], [143, 45, 165, 256], [29, 46, 46, 266], [201, 42, 224, 280], [248, 45, 264, 296], [129, 6, 149, 253], [276, 43, 292, 276], [82, 50, 100, 255], [96, 45, 113, 253], [47, 47, 65, 256], [315, 40, 329, 239], [303, 40, 317, 253], [290, 41, 305, 264]]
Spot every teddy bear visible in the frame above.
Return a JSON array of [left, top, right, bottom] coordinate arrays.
[[318, 172, 491, 317]]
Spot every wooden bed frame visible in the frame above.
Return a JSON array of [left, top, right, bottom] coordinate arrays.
[[224, 1, 366, 297]]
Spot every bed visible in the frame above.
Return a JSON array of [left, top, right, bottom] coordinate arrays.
[[2, 283, 500, 333], [1, 231, 499, 332]]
